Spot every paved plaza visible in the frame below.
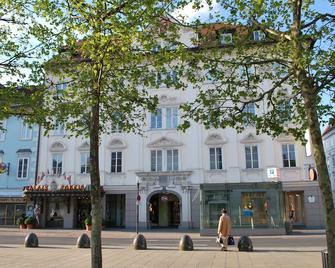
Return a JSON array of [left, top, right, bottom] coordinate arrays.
[[0, 228, 327, 268]]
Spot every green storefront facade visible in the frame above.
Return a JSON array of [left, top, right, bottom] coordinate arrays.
[[200, 182, 285, 235]]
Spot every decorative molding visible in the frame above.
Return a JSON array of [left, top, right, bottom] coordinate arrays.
[[158, 94, 178, 105], [240, 133, 262, 144], [108, 138, 127, 149], [147, 136, 182, 148], [276, 134, 295, 143], [205, 133, 227, 145], [49, 141, 67, 152], [77, 141, 90, 151]]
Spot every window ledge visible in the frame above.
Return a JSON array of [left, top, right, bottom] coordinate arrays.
[[242, 168, 264, 172], [280, 167, 300, 170], [206, 169, 227, 173]]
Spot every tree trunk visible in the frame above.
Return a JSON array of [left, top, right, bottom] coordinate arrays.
[[291, 1, 335, 266], [300, 78, 335, 268], [90, 101, 102, 268]]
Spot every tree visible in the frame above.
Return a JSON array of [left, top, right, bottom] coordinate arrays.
[[180, 0, 335, 266], [41, 1, 193, 267], [0, 0, 62, 123]]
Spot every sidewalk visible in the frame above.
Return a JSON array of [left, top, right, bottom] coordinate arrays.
[[0, 228, 325, 268]]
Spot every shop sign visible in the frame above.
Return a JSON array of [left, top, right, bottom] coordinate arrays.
[[0, 162, 7, 174], [267, 168, 280, 179], [243, 209, 253, 217]]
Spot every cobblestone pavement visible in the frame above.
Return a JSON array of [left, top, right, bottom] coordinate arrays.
[[0, 228, 325, 268]]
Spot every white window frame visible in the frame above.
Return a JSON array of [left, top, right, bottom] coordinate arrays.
[[220, 33, 233, 45], [20, 122, 33, 140], [80, 152, 90, 174], [111, 151, 122, 173], [209, 147, 223, 170], [17, 157, 29, 179], [150, 149, 179, 171], [52, 153, 63, 175], [166, 107, 178, 129], [150, 108, 163, 129], [53, 123, 66, 136], [245, 145, 259, 169], [151, 150, 163, 172], [282, 144, 296, 167], [166, 149, 178, 171], [150, 107, 179, 130], [0, 120, 6, 141]]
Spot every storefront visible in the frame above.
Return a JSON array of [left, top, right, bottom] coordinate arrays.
[[23, 184, 95, 229], [0, 197, 26, 226], [200, 182, 285, 235]]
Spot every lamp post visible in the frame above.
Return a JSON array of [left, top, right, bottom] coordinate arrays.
[[136, 177, 140, 234]]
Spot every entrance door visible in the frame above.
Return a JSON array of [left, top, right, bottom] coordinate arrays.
[[285, 191, 305, 226], [105, 194, 125, 228], [76, 198, 91, 228], [149, 193, 180, 228]]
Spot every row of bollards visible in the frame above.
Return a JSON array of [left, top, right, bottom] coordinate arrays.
[[24, 233, 253, 252]]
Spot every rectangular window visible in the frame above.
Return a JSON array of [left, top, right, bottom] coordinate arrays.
[[55, 82, 68, 91], [220, 33, 233, 45], [17, 157, 29, 179], [0, 120, 6, 141], [20, 122, 32, 140], [253, 30, 265, 41], [166, 107, 178, 129], [245, 145, 259, 168], [282, 144, 296, 167], [167, 149, 178, 171], [111, 151, 122, 173], [53, 123, 65, 136], [209, 147, 223, 170], [80, 152, 90, 174], [151, 150, 162, 172], [150, 109, 162, 129], [52, 153, 63, 175]]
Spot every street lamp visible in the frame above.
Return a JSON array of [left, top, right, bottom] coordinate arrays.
[[136, 176, 141, 234]]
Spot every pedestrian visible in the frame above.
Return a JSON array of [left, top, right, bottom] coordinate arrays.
[[217, 208, 232, 251]]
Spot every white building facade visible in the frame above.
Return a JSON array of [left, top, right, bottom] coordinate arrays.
[[24, 26, 325, 233], [323, 125, 335, 204]]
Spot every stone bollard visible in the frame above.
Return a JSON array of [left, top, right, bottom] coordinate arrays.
[[133, 234, 147, 250], [179, 234, 193, 251], [24, 233, 39, 248], [76, 233, 90, 248], [238, 236, 253, 252]]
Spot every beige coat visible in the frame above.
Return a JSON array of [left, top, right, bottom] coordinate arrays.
[[217, 214, 232, 237]]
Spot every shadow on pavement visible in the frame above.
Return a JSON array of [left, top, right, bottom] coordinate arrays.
[[254, 249, 321, 253]]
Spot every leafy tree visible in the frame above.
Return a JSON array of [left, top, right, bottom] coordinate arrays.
[[180, 0, 335, 265], [41, 1, 192, 267], [0, 0, 62, 123]]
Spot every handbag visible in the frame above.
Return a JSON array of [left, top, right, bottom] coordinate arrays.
[[228, 235, 235, 245], [216, 236, 223, 244]]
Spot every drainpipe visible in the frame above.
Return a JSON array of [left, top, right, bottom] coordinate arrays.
[[34, 125, 41, 186]]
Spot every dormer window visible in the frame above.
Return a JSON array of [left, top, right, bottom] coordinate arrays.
[[220, 33, 233, 45], [253, 30, 266, 41]]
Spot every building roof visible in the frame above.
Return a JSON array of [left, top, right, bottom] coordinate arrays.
[[322, 124, 335, 137]]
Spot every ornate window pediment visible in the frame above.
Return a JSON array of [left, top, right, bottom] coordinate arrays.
[[50, 141, 67, 152], [158, 94, 178, 105], [78, 141, 90, 151], [240, 133, 262, 144], [205, 133, 227, 145], [276, 134, 295, 143], [108, 139, 127, 149], [147, 137, 182, 148]]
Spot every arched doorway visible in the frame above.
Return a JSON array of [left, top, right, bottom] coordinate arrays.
[[148, 192, 180, 228]]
